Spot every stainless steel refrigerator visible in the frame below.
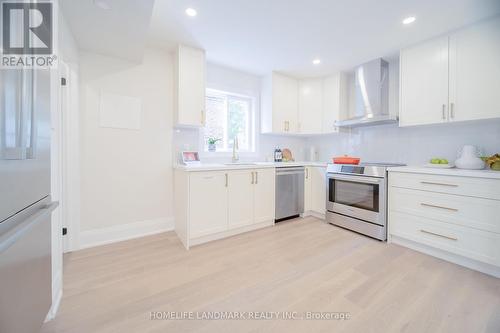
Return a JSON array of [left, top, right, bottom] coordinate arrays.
[[0, 68, 58, 332]]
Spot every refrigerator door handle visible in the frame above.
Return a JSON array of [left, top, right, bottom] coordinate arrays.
[[0, 201, 58, 254]]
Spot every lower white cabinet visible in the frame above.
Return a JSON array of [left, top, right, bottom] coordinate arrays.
[[189, 172, 228, 238], [388, 170, 500, 277], [228, 170, 254, 229], [253, 169, 276, 224], [175, 168, 275, 248], [311, 167, 326, 214], [304, 166, 326, 217]]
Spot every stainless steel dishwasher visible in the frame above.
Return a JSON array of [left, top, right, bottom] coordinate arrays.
[[275, 167, 305, 221]]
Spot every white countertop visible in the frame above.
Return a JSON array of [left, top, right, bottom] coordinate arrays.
[[174, 161, 328, 172], [388, 166, 500, 179]]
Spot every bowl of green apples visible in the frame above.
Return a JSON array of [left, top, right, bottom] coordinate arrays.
[[425, 158, 454, 168]]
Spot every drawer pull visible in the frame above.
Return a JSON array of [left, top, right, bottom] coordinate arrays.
[[420, 181, 458, 187], [420, 229, 458, 241], [420, 203, 458, 212]]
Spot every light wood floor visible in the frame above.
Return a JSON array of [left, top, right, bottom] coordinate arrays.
[[41, 217, 500, 333]]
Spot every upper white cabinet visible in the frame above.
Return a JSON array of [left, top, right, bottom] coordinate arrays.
[[322, 74, 346, 134], [400, 17, 500, 127], [299, 79, 323, 134], [261, 72, 299, 133], [262, 72, 344, 135], [400, 36, 449, 126], [449, 18, 500, 122], [174, 45, 206, 127]]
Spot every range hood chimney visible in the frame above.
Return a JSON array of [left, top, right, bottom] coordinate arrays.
[[335, 58, 397, 127]]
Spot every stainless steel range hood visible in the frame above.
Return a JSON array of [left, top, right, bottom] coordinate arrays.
[[335, 58, 397, 127]]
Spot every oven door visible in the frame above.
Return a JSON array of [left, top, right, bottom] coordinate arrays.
[[326, 173, 385, 225]]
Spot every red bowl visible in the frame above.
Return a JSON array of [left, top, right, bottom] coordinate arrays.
[[332, 156, 360, 165]]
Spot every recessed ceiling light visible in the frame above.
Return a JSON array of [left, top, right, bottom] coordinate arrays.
[[185, 8, 197, 17], [312, 58, 321, 65], [402, 16, 416, 25], [93, 0, 111, 10]]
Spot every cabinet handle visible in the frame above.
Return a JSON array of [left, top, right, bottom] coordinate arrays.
[[420, 181, 458, 187], [450, 103, 455, 119], [255, 171, 258, 184], [225, 173, 228, 187], [420, 203, 458, 212], [305, 168, 309, 179], [251, 172, 254, 184], [442, 104, 446, 120], [420, 229, 458, 241]]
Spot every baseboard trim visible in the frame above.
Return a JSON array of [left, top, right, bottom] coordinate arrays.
[[391, 235, 500, 278], [79, 217, 174, 250], [301, 211, 325, 220], [45, 283, 62, 322]]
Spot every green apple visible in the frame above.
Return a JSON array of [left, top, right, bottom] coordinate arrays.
[[430, 158, 440, 164], [440, 159, 448, 164]]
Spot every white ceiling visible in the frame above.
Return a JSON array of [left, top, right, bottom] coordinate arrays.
[[61, 0, 155, 62], [148, 0, 500, 77]]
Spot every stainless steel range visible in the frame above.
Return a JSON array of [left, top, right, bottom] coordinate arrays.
[[326, 162, 404, 241]]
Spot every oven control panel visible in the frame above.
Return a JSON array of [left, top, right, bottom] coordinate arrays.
[[340, 165, 364, 174]]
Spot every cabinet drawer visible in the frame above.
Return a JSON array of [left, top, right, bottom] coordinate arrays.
[[390, 211, 500, 266], [389, 172, 500, 200], [390, 187, 500, 234]]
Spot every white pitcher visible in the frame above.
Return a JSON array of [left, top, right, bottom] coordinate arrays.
[[455, 145, 485, 170]]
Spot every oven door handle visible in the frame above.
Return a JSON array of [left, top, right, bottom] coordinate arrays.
[[327, 174, 384, 184]]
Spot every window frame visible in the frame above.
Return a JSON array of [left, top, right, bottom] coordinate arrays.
[[199, 88, 258, 157]]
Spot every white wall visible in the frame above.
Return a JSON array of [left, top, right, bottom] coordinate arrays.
[[79, 49, 174, 241], [172, 63, 308, 163]]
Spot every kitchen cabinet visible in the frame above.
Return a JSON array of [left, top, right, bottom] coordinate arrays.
[[261, 72, 299, 133], [400, 36, 449, 126], [174, 44, 206, 127], [311, 166, 326, 214], [388, 169, 500, 277], [253, 169, 276, 224], [449, 17, 500, 122], [304, 167, 313, 212], [303, 166, 326, 217], [298, 79, 323, 134], [322, 74, 346, 134], [189, 171, 228, 238], [175, 168, 276, 248], [228, 170, 254, 229], [400, 17, 500, 126], [262, 72, 345, 135]]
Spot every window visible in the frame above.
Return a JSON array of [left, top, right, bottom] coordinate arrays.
[[203, 88, 255, 152]]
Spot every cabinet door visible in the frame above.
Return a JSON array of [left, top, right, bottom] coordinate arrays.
[[272, 73, 298, 133], [449, 17, 500, 122], [227, 170, 254, 229], [189, 172, 227, 238], [176, 45, 206, 127], [304, 167, 312, 212], [311, 167, 326, 214], [322, 75, 341, 134], [253, 169, 275, 224], [400, 36, 449, 126], [298, 79, 323, 134]]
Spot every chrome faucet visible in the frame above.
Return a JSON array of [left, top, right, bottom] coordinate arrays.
[[232, 136, 239, 163]]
